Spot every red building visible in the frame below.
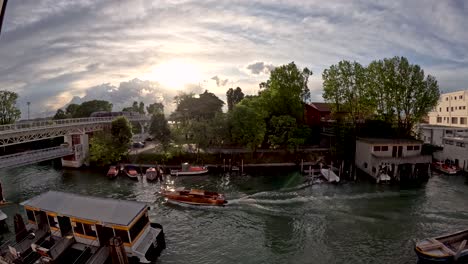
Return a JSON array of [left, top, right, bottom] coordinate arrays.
[[304, 102, 331, 126]]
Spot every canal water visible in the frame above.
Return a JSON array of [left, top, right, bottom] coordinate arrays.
[[1, 163, 468, 264]]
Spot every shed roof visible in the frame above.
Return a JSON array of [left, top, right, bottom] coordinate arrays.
[[357, 138, 423, 144], [309, 102, 331, 112], [21, 191, 147, 226]]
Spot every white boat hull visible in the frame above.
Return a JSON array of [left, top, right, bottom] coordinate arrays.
[[170, 169, 209, 176], [320, 169, 340, 183]]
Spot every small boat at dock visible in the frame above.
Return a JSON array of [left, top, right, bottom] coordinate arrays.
[[145, 167, 163, 182], [162, 188, 227, 206], [415, 229, 468, 263], [320, 168, 340, 183], [170, 163, 208, 176], [125, 167, 140, 180], [432, 161, 460, 175], [106, 165, 118, 179]]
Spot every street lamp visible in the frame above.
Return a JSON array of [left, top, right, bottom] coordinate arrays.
[[27, 102, 30, 120]]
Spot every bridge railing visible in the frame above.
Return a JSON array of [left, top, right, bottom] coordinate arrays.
[[0, 146, 72, 161], [0, 115, 148, 133]]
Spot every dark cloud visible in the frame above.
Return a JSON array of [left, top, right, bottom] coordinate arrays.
[[211, 75, 229, 87], [246, 62, 275, 75]]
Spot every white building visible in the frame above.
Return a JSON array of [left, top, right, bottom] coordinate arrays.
[[419, 124, 468, 147], [429, 90, 468, 127], [355, 138, 431, 182]]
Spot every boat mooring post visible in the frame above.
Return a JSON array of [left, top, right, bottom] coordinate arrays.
[[301, 159, 303, 173], [223, 159, 225, 172], [241, 159, 243, 175]]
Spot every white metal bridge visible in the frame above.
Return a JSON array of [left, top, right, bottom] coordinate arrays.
[[0, 146, 74, 169], [0, 115, 149, 147], [0, 115, 149, 169]]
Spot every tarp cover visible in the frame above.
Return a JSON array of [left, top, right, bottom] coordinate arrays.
[[20, 191, 147, 226]]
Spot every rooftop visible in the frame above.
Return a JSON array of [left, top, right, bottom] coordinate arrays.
[[357, 137, 423, 144], [309, 102, 331, 112], [21, 191, 147, 226]]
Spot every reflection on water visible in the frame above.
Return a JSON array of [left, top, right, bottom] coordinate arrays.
[[0, 163, 467, 264]]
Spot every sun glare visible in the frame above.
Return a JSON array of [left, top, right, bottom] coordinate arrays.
[[142, 60, 201, 89]]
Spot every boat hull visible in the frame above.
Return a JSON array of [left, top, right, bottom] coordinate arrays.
[[170, 169, 209, 176], [164, 194, 226, 206]]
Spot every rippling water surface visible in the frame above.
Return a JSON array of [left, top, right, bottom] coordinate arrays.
[[1, 163, 468, 264]]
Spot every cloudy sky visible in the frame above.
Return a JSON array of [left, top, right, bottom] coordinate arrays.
[[1, 0, 468, 118]]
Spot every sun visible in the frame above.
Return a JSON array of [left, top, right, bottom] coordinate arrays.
[[141, 60, 201, 89]]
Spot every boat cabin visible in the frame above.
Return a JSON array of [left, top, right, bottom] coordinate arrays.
[[21, 191, 164, 262]]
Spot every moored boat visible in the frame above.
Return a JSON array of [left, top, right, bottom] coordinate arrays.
[[170, 163, 208, 176], [162, 188, 227, 206], [0, 191, 166, 264], [320, 168, 340, 183], [107, 165, 118, 179], [414, 229, 468, 263], [145, 167, 163, 182], [125, 167, 140, 180], [432, 161, 460, 175]]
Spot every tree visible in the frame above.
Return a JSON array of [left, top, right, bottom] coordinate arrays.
[[53, 109, 67, 120], [229, 105, 266, 150], [322, 60, 374, 127], [90, 116, 133, 165], [147, 102, 164, 115], [74, 100, 112, 118], [65, 104, 79, 117], [138, 102, 145, 114], [226, 87, 245, 111], [111, 116, 133, 146], [0, 90, 21, 125], [259, 62, 312, 121], [171, 90, 224, 122], [149, 112, 171, 147], [268, 115, 299, 150]]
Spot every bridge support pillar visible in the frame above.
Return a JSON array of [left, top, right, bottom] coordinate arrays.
[[61, 134, 89, 168]]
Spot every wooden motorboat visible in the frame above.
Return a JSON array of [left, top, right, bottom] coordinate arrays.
[[106, 166, 118, 179], [415, 229, 468, 263], [432, 161, 460, 175], [170, 163, 208, 176], [125, 167, 140, 180], [162, 188, 227, 206]]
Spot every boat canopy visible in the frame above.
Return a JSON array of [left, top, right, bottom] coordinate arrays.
[[20, 191, 147, 226], [189, 189, 205, 195]]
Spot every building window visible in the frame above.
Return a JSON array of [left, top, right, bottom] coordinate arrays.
[[456, 142, 466, 148], [437, 117, 442, 123], [439, 107, 442, 112], [452, 117, 458, 124], [381, 146, 388, 151], [446, 130, 453, 134], [115, 229, 130, 243], [363, 162, 368, 168], [461, 118, 467, 125], [414, 145, 420, 151], [451, 107, 454, 111], [447, 107, 449, 111], [372, 167, 376, 173], [445, 140, 454, 145], [26, 209, 36, 223], [48, 215, 58, 228], [407, 146, 414, 151], [460, 95, 463, 99], [373, 146, 381, 151], [446, 97, 449, 101], [73, 222, 85, 235], [455, 97, 457, 100]]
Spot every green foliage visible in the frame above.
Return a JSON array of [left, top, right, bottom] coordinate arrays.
[[73, 100, 113, 118], [149, 112, 171, 147], [322, 60, 374, 125], [122, 101, 145, 114], [65, 104, 79, 117], [146, 102, 164, 115], [111, 116, 133, 146], [89, 116, 133, 165], [226, 87, 245, 111], [53, 109, 67, 120], [230, 105, 266, 150], [322, 56, 440, 137], [260, 62, 312, 120], [0, 90, 21, 125]]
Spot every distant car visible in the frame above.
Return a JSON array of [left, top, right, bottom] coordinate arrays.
[[132, 142, 145, 148]]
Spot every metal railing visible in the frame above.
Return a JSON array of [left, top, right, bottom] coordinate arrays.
[[0, 115, 149, 134], [0, 146, 74, 169]]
